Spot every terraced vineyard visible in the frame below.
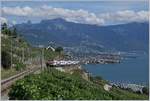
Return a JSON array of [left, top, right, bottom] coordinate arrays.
[[8, 69, 148, 100], [1, 23, 62, 79]]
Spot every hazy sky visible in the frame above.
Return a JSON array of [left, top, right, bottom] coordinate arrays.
[[1, 1, 149, 25]]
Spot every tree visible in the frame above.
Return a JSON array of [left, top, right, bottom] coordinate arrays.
[[1, 22, 7, 30], [142, 87, 149, 95], [7, 29, 12, 36], [55, 47, 63, 53], [14, 62, 26, 71], [1, 51, 11, 69], [1, 22, 12, 36], [94, 76, 103, 80], [1, 23, 8, 35], [12, 27, 18, 38]]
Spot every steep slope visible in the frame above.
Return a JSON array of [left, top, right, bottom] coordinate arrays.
[[8, 68, 148, 100]]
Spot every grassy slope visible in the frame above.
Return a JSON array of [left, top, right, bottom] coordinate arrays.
[[1, 34, 61, 79], [1, 35, 31, 79], [8, 68, 148, 100], [1, 35, 33, 63]]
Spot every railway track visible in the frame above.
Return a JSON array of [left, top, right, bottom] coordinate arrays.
[[1, 67, 41, 96]]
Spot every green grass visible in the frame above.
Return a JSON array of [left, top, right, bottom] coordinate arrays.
[[1, 68, 20, 80], [2, 33, 44, 62], [1, 35, 37, 78], [110, 87, 149, 100], [8, 68, 149, 100], [44, 49, 64, 60], [1, 34, 64, 80]]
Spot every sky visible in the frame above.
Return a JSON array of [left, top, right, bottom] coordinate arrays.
[[1, 1, 149, 26]]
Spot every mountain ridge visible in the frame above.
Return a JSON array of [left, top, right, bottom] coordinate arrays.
[[14, 18, 149, 53]]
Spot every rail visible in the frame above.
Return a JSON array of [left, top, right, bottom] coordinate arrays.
[[1, 67, 41, 94]]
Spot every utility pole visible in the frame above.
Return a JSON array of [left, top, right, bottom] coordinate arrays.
[[22, 47, 24, 63], [41, 47, 45, 70], [27, 48, 29, 65], [10, 36, 12, 69], [39, 45, 44, 70], [40, 48, 42, 70]]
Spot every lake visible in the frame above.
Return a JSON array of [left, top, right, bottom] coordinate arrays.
[[83, 54, 149, 85]]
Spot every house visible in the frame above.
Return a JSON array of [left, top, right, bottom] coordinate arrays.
[[46, 46, 55, 51]]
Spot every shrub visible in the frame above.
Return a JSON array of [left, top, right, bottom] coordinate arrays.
[[8, 69, 110, 100], [8, 69, 149, 100], [94, 76, 103, 80], [1, 51, 11, 69], [142, 87, 149, 95], [55, 47, 63, 53], [14, 62, 26, 71]]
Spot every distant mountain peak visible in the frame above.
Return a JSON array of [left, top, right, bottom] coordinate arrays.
[[41, 18, 66, 24], [52, 18, 66, 22], [126, 21, 149, 25]]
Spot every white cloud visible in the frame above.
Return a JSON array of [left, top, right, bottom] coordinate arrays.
[[98, 10, 149, 23], [2, 6, 149, 25], [0, 17, 8, 24], [2, 6, 33, 16], [2, 6, 105, 25]]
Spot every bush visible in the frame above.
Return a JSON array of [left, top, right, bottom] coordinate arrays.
[[142, 87, 149, 95], [14, 62, 26, 71], [8, 69, 148, 100], [55, 47, 63, 53], [1, 23, 7, 30], [12, 27, 18, 38], [1, 51, 11, 69], [94, 76, 103, 80], [8, 69, 110, 100]]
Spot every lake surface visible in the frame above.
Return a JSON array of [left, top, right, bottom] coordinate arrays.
[[83, 54, 149, 85]]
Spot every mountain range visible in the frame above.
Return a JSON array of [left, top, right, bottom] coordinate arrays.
[[14, 18, 149, 53]]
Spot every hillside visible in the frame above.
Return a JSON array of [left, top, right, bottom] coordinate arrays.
[[1, 23, 63, 79], [1, 23, 149, 100], [1, 23, 41, 79], [8, 68, 148, 100], [14, 18, 149, 53]]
